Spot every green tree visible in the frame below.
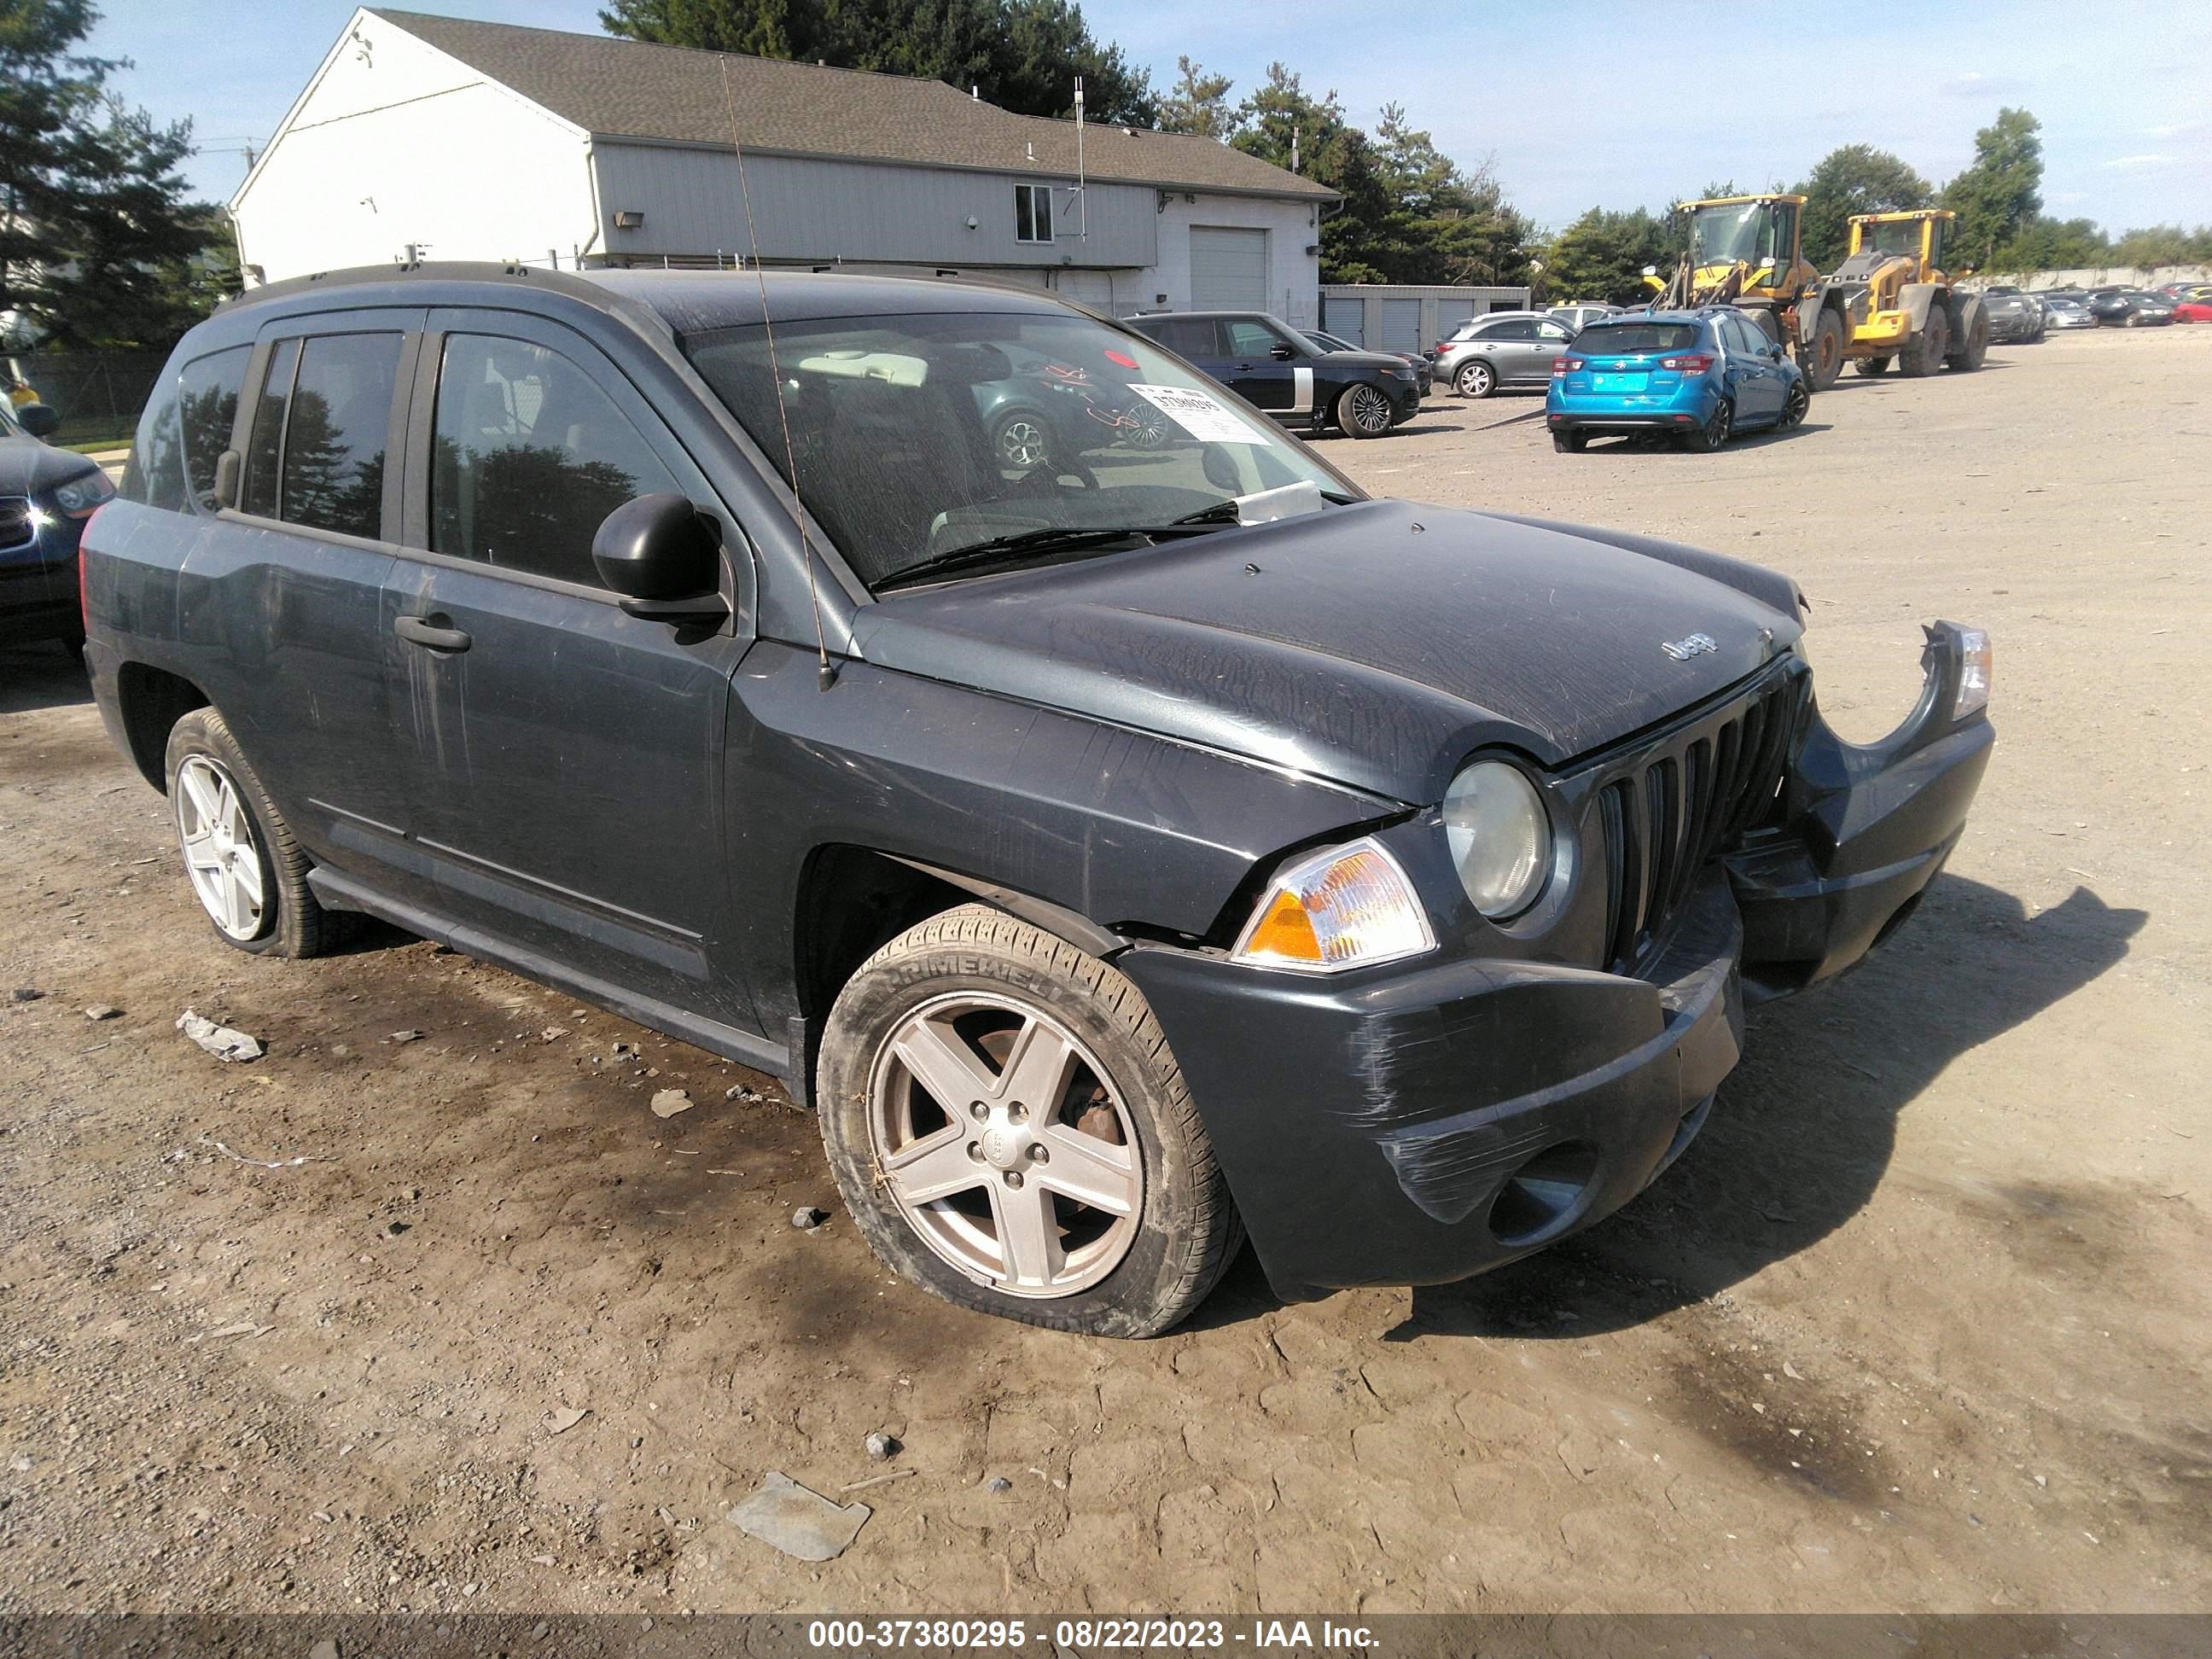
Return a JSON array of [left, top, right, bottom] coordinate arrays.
[[600, 0, 1156, 124], [2106, 224, 2212, 268], [1, 0, 230, 349], [1540, 207, 1679, 305], [1990, 215, 2109, 271], [1794, 144, 1933, 269], [1942, 107, 2043, 269], [1155, 55, 1234, 138], [1230, 64, 1394, 282]]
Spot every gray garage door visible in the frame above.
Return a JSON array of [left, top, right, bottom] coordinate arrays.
[[1190, 227, 1269, 311], [1323, 296, 1366, 346], [1380, 298, 1423, 355]]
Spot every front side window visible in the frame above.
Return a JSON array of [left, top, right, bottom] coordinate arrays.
[[1536, 321, 1573, 343], [1015, 183, 1055, 245], [1224, 319, 1288, 358], [280, 333, 400, 539], [431, 334, 682, 587], [684, 308, 1354, 591]]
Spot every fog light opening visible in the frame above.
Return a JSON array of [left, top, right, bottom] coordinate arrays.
[[1487, 1140, 1598, 1247]]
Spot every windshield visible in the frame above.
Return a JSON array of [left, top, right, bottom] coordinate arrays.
[[1571, 323, 1701, 355], [1856, 219, 1924, 258], [684, 310, 1353, 590], [1688, 202, 1773, 265]]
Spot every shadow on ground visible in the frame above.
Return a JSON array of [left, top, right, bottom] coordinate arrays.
[[0, 643, 93, 714], [1185, 874, 2146, 1342]]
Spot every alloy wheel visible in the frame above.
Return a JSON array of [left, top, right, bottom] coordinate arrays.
[[1344, 384, 1393, 434], [997, 416, 1051, 469], [174, 754, 267, 941], [1781, 381, 1809, 428], [1456, 361, 1492, 398], [867, 992, 1143, 1298]]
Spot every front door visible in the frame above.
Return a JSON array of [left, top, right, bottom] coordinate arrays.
[[1220, 317, 1301, 417], [385, 310, 757, 1027], [1722, 315, 1783, 419], [1520, 318, 1577, 383]]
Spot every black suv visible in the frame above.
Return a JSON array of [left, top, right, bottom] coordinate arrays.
[[1122, 310, 1420, 438], [84, 265, 1992, 1336]]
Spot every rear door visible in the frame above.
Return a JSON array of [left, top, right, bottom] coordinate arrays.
[[193, 311, 434, 905], [385, 309, 758, 1024]]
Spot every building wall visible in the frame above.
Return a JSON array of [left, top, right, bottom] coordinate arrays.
[[1971, 263, 2212, 291], [591, 145, 1159, 275], [231, 13, 597, 282], [1151, 195, 1326, 325]]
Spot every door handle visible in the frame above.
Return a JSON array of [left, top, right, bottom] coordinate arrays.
[[395, 614, 471, 653]]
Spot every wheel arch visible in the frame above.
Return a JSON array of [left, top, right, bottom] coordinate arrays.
[[114, 661, 212, 792]]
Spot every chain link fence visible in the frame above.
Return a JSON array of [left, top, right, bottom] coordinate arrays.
[[9, 352, 170, 446]]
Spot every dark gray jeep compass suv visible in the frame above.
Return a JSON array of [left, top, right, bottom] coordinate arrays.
[[84, 265, 1993, 1336]]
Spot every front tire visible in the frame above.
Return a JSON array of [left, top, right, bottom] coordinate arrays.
[[1336, 382, 1394, 438], [1803, 309, 1845, 391], [1455, 359, 1495, 399], [1947, 306, 1989, 370], [1901, 305, 1949, 376], [816, 905, 1242, 1337], [991, 410, 1055, 471], [164, 707, 350, 958], [1778, 378, 1810, 429]]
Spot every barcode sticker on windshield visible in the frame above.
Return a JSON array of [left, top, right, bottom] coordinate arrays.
[[1126, 384, 1270, 445]]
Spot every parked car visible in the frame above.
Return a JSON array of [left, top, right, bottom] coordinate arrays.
[[2, 394, 114, 654], [1545, 303, 1618, 332], [1546, 308, 1811, 453], [83, 265, 1993, 1336], [1979, 287, 2046, 343], [1431, 311, 1580, 399], [2087, 289, 2175, 326], [968, 347, 1176, 467], [1122, 311, 1419, 438], [2172, 295, 2212, 324], [1302, 329, 1432, 396], [2039, 294, 2098, 330]]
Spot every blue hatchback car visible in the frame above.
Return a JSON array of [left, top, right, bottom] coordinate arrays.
[[1546, 307, 1809, 453]]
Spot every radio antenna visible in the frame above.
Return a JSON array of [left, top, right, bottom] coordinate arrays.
[[719, 54, 837, 689]]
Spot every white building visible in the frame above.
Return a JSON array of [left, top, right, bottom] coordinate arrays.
[[231, 9, 1336, 323]]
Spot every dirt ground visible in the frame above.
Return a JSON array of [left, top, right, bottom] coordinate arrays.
[[2, 325, 2208, 1619]]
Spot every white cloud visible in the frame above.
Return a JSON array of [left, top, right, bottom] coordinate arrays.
[[2144, 119, 2203, 138], [2102, 154, 2175, 171], [1941, 71, 2025, 95]]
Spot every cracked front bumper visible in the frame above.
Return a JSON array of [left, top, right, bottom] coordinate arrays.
[[1118, 626, 1994, 1304]]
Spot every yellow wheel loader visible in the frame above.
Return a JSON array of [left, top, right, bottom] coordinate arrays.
[[1828, 210, 1988, 378], [1642, 195, 1851, 390]]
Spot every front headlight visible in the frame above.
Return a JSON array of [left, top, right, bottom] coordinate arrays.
[[52, 470, 116, 518], [1953, 626, 1992, 719], [1230, 836, 1435, 973], [1444, 760, 1552, 919]]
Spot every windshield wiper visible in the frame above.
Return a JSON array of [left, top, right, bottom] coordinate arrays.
[[875, 504, 1243, 592]]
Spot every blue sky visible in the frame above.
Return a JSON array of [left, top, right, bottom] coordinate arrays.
[[94, 0, 2210, 235]]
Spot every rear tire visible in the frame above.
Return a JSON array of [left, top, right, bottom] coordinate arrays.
[[816, 905, 1243, 1337], [1551, 428, 1587, 453], [1680, 398, 1732, 452], [164, 707, 352, 958], [1803, 309, 1845, 391], [1455, 359, 1495, 399], [1900, 305, 1949, 376], [1854, 356, 1892, 377]]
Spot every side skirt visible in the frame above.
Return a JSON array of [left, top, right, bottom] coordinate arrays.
[[306, 866, 796, 1091]]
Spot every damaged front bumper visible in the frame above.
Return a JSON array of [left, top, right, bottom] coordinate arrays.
[[1118, 624, 1994, 1303]]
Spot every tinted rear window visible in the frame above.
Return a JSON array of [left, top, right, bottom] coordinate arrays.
[[1572, 323, 1700, 354]]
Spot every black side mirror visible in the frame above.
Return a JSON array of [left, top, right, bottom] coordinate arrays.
[[1269, 342, 1296, 360], [16, 403, 59, 439], [1770, 345, 1785, 360], [591, 493, 729, 622]]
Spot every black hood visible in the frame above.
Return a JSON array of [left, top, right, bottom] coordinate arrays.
[[851, 498, 1803, 805], [1316, 349, 1414, 370], [0, 436, 102, 499]]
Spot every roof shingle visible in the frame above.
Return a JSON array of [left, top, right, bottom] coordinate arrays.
[[370, 10, 1333, 201]]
